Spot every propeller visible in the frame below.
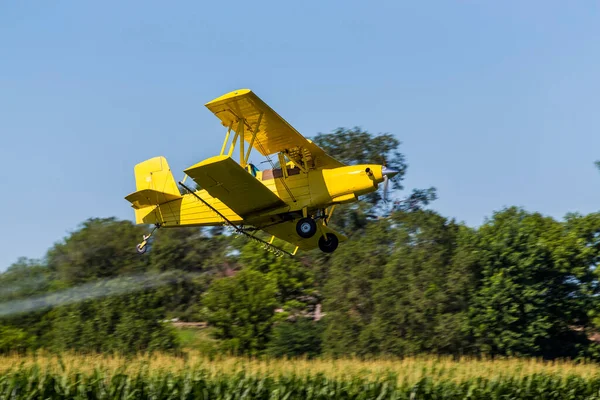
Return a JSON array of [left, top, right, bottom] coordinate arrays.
[[382, 168, 391, 202], [380, 157, 399, 203]]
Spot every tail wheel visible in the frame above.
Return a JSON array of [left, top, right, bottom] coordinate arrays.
[[296, 217, 317, 238], [318, 233, 339, 253], [136, 243, 147, 254]]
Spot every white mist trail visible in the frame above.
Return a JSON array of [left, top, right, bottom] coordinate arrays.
[[0, 271, 203, 318]]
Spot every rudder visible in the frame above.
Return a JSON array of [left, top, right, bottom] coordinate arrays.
[[134, 156, 179, 194]]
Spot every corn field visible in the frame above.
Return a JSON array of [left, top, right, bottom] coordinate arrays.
[[3, 353, 600, 399]]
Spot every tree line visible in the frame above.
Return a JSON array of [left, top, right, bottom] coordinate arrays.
[[1, 128, 600, 360]]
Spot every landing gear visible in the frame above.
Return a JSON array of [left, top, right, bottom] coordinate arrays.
[[318, 233, 339, 253], [296, 217, 317, 238], [136, 223, 161, 254]]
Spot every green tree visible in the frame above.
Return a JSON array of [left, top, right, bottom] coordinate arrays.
[[47, 218, 149, 285], [148, 228, 234, 320], [322, 210, 477, 357], [0, 219, 185, 354], [563, 212, 600, 351], [45, 288, 179, 354], [203, 269, 278, 355], [0, 258, 58, 351], [0, 258, 54, 302], [0, 325, 35, 353], [469, 207, 595, 358], [240, 241, 317, 315], [267, 318, 324, 359], [368, 211, 476, 356], [149, 227, 232, 274], [322, 219, 394, 356]]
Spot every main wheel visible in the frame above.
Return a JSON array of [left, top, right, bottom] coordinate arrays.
[[296, 217, 317, 238], [318, 233, 339, 253]]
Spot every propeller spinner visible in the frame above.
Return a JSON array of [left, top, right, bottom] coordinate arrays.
[[381, 165, 399, 202]]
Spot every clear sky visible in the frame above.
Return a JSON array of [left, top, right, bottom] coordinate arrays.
[[1, 1, 599, 270]]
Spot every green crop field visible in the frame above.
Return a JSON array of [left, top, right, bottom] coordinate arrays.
[[3, 353, 600, 399]]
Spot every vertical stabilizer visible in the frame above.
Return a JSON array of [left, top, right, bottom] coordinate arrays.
[[124, 157, 182, 223]]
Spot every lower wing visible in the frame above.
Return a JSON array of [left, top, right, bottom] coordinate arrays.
[[184, 155, 287, 218]]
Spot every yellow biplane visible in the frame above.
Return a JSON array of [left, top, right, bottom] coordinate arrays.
[[125, 89, 398, 256]]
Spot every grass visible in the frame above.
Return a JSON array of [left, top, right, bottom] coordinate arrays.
[[176, 327, 218, 350]]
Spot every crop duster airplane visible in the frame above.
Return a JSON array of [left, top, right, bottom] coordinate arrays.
[[125, 89, 399, 256]]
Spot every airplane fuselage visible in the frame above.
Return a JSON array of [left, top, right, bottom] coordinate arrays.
[[134, 160, 388, 228]]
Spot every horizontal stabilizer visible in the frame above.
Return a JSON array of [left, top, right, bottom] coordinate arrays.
[[125, 189, 181, 210]]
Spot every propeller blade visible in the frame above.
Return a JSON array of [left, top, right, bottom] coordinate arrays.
[[383, 175, 389, 202]]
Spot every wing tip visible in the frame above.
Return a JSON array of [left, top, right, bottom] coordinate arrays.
[[205, 88, 253, 107]]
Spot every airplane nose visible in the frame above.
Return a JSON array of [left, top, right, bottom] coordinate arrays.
[[382, 166, 399, 179]]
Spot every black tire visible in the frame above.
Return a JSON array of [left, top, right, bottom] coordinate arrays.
[[136, 243, 147, 254], [296, 217, 317, 238], [318, 233, 339, 253]]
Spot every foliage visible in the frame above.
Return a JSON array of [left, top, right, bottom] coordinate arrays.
[[322, 210, 478, 357], [469, 207, 596, 358], [392, 187, 438, 213], [202, 269, 278, 355], [2, 130, 600, 361], [47, 218, 149, 285], [149, 227, 232, 274], [267, 318, 324, 358], [0, 258, 53, 302], [44, 289, 179, 354], [3, 203, 600, 360], [0, 326, 34, 353], [240, 240, 317, 313], [368, 211, 475, 356], [321, 219, 394, 356]]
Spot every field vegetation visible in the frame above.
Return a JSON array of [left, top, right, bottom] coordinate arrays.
[[4, 353, 600, 398], [4, 353, 600, 382]]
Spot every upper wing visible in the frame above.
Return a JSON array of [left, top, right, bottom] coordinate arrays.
[[184, 155, 288, 218], [260, 221, 347, 251], [205, 89, 345, 170]]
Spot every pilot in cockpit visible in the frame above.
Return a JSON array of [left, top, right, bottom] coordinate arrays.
[[247, 163, 260, 178]]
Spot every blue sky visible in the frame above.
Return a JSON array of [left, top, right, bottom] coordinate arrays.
[[1, 1, 599, 270]]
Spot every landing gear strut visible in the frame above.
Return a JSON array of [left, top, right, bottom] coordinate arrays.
[[136, 224, 161, 254]]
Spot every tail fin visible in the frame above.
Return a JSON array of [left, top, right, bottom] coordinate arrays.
[[125, 156, 182, 213]]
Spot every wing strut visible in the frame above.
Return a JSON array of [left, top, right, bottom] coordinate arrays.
[[220, 122, 233, 155], [244, 113, 263, 166], [178, 181, 294, 257]]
